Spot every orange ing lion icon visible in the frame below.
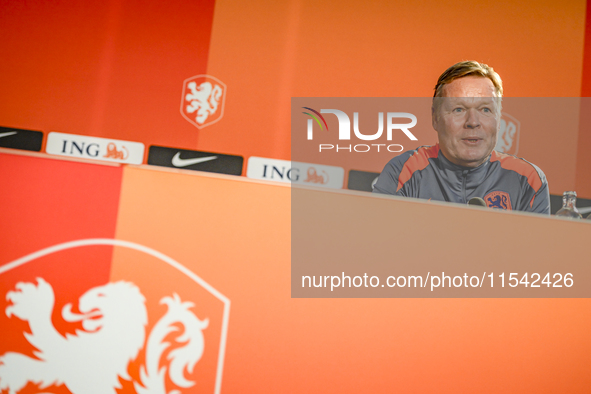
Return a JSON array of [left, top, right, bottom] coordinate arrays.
[[103, 143, 129, 160], [304, 168, 329, 184]]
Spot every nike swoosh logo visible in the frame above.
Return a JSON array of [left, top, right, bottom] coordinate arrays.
[[171, 152, 218, 167], [0, 131, 17, 138]]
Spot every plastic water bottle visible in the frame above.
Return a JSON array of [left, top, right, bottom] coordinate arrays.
[[555, 191, 582, 219]]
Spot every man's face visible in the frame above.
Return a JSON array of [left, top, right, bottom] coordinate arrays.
[[432, 76, 500, 168]]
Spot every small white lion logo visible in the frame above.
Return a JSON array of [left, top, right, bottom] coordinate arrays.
[[495, 113, 520, 155], [181, 75, 226, 129], [0, 278, 208, 394]]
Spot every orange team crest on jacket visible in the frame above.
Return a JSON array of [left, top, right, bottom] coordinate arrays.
[[484, 191, 512, 210]]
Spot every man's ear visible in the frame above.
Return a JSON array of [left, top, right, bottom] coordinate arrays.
[[432, 105, 438, 130]]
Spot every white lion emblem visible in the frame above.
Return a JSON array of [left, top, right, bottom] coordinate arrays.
[[185, 81, 223, 125], [495, 113, 520, 155], [0, 278, 208, 394]]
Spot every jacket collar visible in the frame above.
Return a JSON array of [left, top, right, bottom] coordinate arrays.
[[436, 144, 491, 174]]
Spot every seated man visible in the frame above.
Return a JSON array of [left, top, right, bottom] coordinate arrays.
[[372, 60, 550, 214]]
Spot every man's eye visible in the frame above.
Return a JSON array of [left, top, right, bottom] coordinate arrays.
[[482, 107, 491, 113], [453, 108, 463, 113]]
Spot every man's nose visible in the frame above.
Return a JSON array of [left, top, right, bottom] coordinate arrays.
[[465, 109, 480, 129]]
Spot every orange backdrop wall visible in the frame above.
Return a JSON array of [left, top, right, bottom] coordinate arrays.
[[1, 150, 591, 393], [1, 0, 590, 196]]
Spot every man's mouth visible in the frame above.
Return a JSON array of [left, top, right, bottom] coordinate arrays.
[[462, 137, 482, 144]]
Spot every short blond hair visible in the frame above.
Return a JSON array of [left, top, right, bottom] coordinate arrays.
[[433, 61, 503, 98]]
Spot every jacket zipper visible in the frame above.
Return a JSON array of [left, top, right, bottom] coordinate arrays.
[[462, 170, 468, 202]]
